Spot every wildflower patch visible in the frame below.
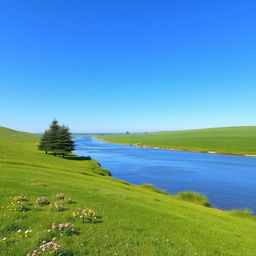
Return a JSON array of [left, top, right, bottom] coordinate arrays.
[[26, 240, 65, 256], [12, 194, 29, 202], [72, 209, 98, 223], [49, 201, 66, 212], [1, 192, 101, 256], [10, 201, 30, 212], [55, 193, 65, 200], [35, 197, 50, 206], [51, 222, 77, 236]]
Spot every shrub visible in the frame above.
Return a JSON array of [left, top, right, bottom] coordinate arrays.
[[140, 184, 168, 195], [229, 208, 254, 218], [36, 197, 50, 206], [176, 191, 211, 207]]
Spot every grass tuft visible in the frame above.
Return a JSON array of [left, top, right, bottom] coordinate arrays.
[[229, 208, 254, 218], [176, 191, 211, 207]]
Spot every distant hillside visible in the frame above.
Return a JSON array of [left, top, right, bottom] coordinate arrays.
[[97, 126, 256, 155]]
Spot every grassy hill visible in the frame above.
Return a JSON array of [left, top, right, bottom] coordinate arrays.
[[0, 127, 256, 255], [97, 126, 256, 155]]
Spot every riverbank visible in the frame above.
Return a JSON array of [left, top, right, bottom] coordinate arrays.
[[97, 137, 256, 157], [96, 126, 256, 157]]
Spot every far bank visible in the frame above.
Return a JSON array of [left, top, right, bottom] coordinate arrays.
[[95, 126, 256, 157]]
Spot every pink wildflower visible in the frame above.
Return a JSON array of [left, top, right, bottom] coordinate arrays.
[[53, 243, 59, 250], [59, 223, 64, 230], [47, 242, 52, 247]]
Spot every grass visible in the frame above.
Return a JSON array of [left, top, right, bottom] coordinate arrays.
[[175, 191, 211, 207], [229, 209, 254, 218], [96, 126, 256, 155], [1, 126, 256, 255]]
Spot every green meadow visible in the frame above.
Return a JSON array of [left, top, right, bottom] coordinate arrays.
[[97, 126, 256, 155], [1, 126, 256, 255]]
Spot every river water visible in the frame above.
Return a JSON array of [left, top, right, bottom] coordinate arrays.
[[73, 136, 256, 212]]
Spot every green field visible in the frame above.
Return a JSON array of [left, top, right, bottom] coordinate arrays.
[[97, 126, 256, 155], [1, 126, 256, 255]]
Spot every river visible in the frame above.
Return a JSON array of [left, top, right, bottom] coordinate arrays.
[[73, 136, 256, 212]]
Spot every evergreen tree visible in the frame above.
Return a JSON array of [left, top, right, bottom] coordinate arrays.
[[38, 130, 50, 154], [56, 125, 75, 158], [48, 119, 60, 156], [38, 119, 75, 157]]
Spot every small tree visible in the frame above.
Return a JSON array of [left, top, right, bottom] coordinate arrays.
[[38, 130, 51, 154], [56, 125, 75, 158]]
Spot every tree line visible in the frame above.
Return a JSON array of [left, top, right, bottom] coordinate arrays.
[[38, 119, 75, 157]]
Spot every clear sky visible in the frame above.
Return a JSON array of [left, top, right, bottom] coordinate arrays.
[[0, 0, 256, 133]]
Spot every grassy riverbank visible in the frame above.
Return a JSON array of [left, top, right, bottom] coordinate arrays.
[[1, 126, 256, 255], [97, 126, 256, 156]]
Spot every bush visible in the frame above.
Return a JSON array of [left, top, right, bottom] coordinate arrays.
[[229, 208, 254, 218], [140, 184, 168, 195], [176, 191, 211, 207]]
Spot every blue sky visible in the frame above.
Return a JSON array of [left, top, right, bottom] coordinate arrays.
[[0, 0, 256, 133]]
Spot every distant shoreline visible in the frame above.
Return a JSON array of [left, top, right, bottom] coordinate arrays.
[[95, 137, 256, 158]]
